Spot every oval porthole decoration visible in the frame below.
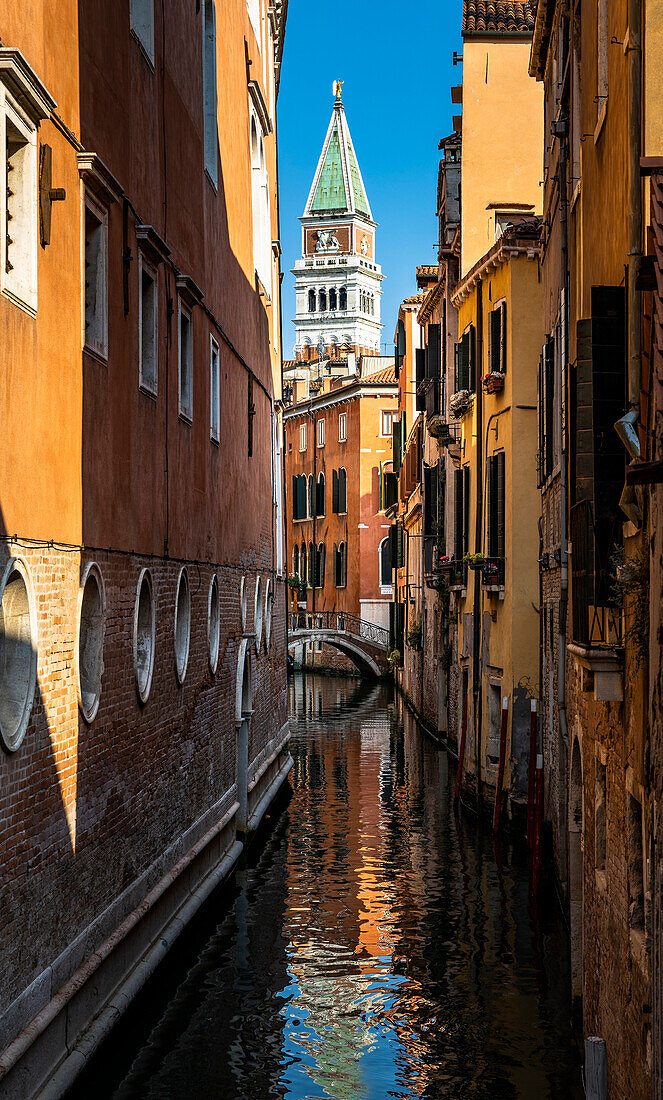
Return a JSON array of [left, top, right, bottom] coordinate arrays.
[[208, 574, 220, 674], [77, 563, 105, 723], [174, 567, 191, 685], [254, 576, 263, 652], [134, 569, 156, 704], [0, 557, 38, 752]]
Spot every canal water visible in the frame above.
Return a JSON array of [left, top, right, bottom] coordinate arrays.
[[76, 674, 581, 1099]]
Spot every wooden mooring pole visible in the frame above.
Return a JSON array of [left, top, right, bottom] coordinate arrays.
[[584, 1036, 607, 1100], [454, 690, 469, 807], [492, 696, 509, 835], [527, 698, 537, 848]]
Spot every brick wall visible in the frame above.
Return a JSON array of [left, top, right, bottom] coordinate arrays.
[[0, 542, 287, 1030]]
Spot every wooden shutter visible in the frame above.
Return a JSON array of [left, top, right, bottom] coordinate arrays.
[[427, 323, 441, 380], [316, 475, 325, 516], [320, 543, 326, 586], [339, 469, 347, 513], [332, 469, 339, 513], [392, 419, 402, 476], [292, 475, 299, 520], [487, 455, 496, 557], [454, 469, 464, 560], [389, 522, 399, 567], [496, 451, 505, 560], [385, 471, 398, 509], [491, 307, 501, 374], [415, 348, 426, 386], [500, 302, 507, 373], [544, 337, 555, 479], [463, 466, 470, 556], [469, 325, 477, 391], [397, 522, 404, 568], [424, 465, 436, 537], [454, 341, 459, 392]]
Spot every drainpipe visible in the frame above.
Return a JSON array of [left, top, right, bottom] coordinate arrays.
[[473, 283, 484, 807], [615, 0, 643, 458]]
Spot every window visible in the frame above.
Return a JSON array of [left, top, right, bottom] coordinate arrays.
[[627, 793, 645, 934], [488, 685, 503, 763], [254, 575, 263, 652], [454, 467, 470, 560], [77, 564, 105, 724], [292, 473, 307, 520], [293, 544, 299, 577], [2, 98, 38, 312], [332, 468, 347, 514], [539, 335, 556, 484], [247, 0, 260, 37], [379, 537, 392, 589], [240, 574, 248, 631], [299, 423, 307, 451], [300, 543, 307, 590], [319, 288, 327, 311], [315, 543, 326, 588], [0, 558, 37, 752], [308, 288, 316, 312], [208, 574, 220, 673], [308, 474, 315, 518], [339, 287, 347, 311], [329, 288, 337, 311], [316, 472, 325, 516], [250, 114, 270, 290], [455, 325, 476, 392], [381, 410, 397, 438], [131, 0, 155, 63], [203, 0, 218, 185], [264, 578, 273, 649], [139, 255, 158, 394], [334, 542, 347, 588], [134, 569, 155, 704], [487, 452, 505, 560], [308, 542, 315, 588], [210, 336, 220, 442], [84, 197, 108, 358], [489, 302, 507, 375], [174, 567, 191, 685], [317, 419, 325, 447], [338, 412, 347, 442], [178, 301, 193, 420]]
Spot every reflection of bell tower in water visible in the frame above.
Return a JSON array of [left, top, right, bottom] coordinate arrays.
[[292, 82, 383, 362]]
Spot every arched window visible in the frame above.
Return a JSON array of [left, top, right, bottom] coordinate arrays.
[[319, 289, 327, 312], [316, 543, 326, 587], [293, 544, 299, 578], [316, 471, 325, 516], [338, 467, 347, 514], [339, 287, 347, 311], [308, 289, 316, 312], [300, 543, 307, 590], [379, 536, 392, 588], [308, 542, 315, 588], [370, 295, 375, 315], [308, 473, 315, 518], [329, 288, 337, 311], [334, 542, 347, 587]]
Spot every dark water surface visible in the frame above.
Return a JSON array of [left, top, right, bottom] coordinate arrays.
[[78, 675, 581, 1099]]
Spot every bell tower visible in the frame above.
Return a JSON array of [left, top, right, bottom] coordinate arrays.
[[292, 83, 384, 362]]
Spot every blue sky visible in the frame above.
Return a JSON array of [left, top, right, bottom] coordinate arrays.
[[277, 0, 462, 358]]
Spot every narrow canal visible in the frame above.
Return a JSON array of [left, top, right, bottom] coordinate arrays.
[[75, 674, 581, 1099]]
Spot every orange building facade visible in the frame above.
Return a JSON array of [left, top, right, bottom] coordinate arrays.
[[284, 362, 398, 670], [0, 2, 289, 1094]]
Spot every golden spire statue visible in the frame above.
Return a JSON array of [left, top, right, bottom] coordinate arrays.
[[333, 79, 344, 101]]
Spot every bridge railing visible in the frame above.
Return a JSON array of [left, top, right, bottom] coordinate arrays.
[[289, 610, 390, 650]]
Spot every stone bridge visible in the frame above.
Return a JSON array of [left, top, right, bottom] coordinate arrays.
[[288, 611, 391, 678]]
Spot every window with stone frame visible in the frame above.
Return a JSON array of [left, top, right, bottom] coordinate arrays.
[[84, 194, 108, 359], [2, 94, 38, 313], [178, 299, 193, 421], [139, 254, 158, 394]]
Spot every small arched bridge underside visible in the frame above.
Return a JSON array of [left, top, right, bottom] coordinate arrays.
[[289, 611, 391, 678]]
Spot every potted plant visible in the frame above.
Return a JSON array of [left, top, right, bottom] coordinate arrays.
[[482, 371, 505, 395], [449, 389, 474, 419], [406, 620, 422, 650], [387, 647, 401, 669], [287, 574, 301, 590], [464, 552, 485, 571]]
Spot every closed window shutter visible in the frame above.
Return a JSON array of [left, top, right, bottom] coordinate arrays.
[[333, 543, 338, 586], [463, 467, 470, 556], [487, 456, 496, 557], [496, 451, 505, 560], [454, 342, 459, 392], [389, 522, 398, 567], [544, 337, 555, 478], [491, 308, 501, 374], [537, 352, 544, 487], [500, 302, 507, 373], [469, 325, 476, 391], [454, 469, 464, 560], [427, 323, 441, 380], [316, 476, 325, 516], [415, 348, 426, 386], [320, 543, 326, 586], [308, 544, 314, 588], [392, 419, 402, 476], [339, 469, 347, 513], [292, 475, 299, 520], [397, 522, 404, 569], [332, 469, 339, 513]]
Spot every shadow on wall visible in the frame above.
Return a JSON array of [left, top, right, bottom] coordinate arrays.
[[0, 504, 75, 1019]]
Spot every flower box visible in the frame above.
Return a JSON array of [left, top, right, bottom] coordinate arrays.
[[483, 372, 505, 395], [449, 389, 474, 419]]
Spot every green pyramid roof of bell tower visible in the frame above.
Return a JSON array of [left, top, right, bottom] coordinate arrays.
[[310, 121, 348, 212]]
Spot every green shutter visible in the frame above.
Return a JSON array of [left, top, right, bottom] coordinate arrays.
[[496, 451, 505, 560]]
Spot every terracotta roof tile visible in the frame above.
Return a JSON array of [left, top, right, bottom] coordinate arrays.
[[463, 1, 535, 36], [362, 364, 397, 385]]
